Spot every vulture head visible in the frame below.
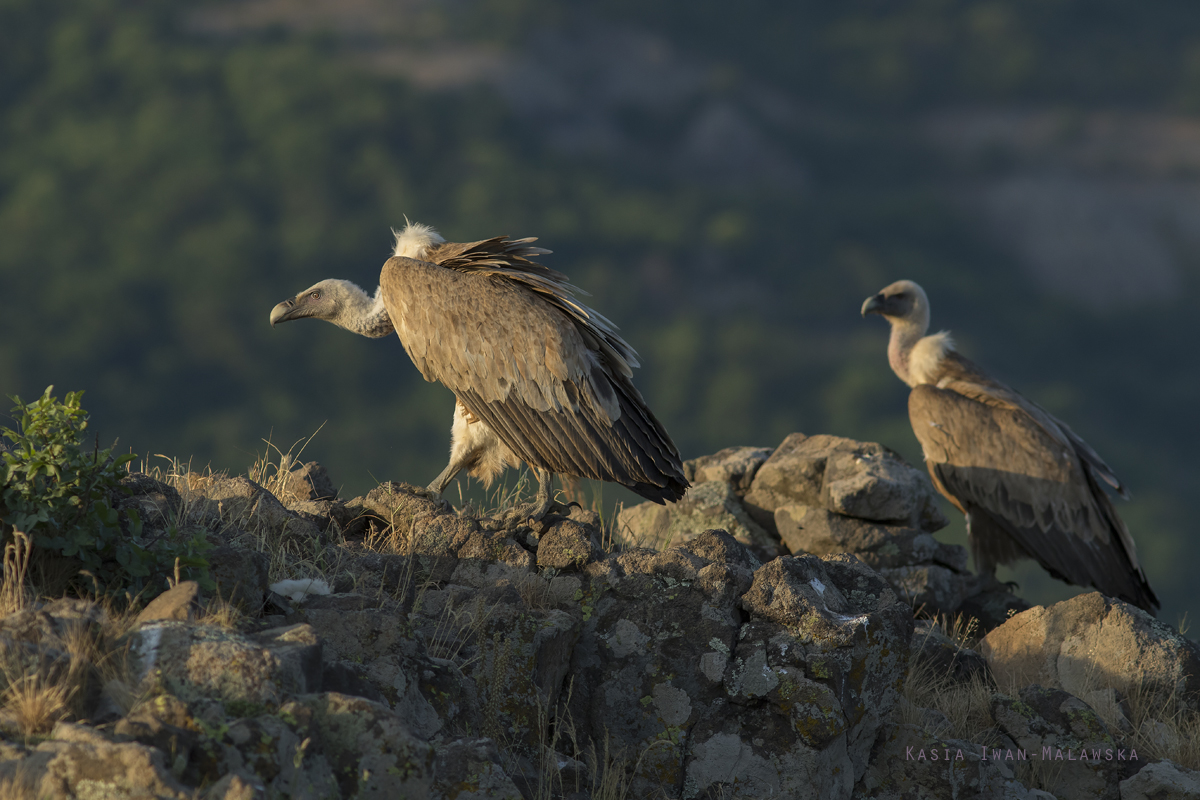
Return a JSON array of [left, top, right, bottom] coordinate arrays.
[[861, 279, 931, 334], [270, 279, 373, 330]]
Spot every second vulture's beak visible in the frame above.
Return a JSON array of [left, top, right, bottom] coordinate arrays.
[[861, 294, 885, 317], [270, 298, 297, 327]]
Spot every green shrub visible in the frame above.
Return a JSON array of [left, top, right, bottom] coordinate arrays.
[[0, 386, 211, 595]]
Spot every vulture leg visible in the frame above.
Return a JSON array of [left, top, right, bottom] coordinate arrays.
[[499, 467, 575, 530]]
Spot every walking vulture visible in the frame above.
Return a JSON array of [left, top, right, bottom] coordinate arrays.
[[862, 280, 1158, 613], [270, 221, 689, 522]]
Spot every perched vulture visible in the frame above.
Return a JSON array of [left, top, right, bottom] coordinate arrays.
[[270, 221, 688, 522], [862, 280, 1158, 613]]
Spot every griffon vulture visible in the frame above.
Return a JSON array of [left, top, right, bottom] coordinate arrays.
[[270, 221, 688, 523], [862, 280, 1158, 613]]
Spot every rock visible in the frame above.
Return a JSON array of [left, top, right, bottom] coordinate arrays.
[[136, 581, 202, 624], [182, 474, 323, 544], [775, 505, 966, 570], [617, 479, 777, 556], [207, 544, 271, 613], [910, 619, 991, 686], [281, 693, 437, 798], [855, 723, 1052, 799], [536, 517, 603, 571], [204, 773, 262, 800], [134, 622, 322, 711], [281, 461, 337, 502], [568, 535, 911, 800], [957, 583, 1033, 633], [432, 738, 522, 799], [1120, 760, 1200, 800], [980, 592, 1200, 710], [3, 722, 194, 799], [878, 564, 974, 616], [743, 433, 946, 534], [990, 684, 1139, 799], [683, 446, 773, 494]]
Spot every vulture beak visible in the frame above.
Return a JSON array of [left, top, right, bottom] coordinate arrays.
[[270, 298, 298, 327], [861, 294, 886, 317]]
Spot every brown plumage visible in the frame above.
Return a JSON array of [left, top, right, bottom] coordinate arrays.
[[270, 221, 688, 520], [862, 280, 1158, 613]]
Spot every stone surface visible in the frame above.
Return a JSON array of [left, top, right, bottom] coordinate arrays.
[[990, 684, 1139, 799], [617, 479, 777, 555], [135, 622, 322, 710], [207, 544, 271, 612], [136, 580, 202, 624], [855, 723, 1053, 799], [281, 460, 338, 502], [743, 433, 947, 534], [682, 445, 773, 494], [536, 517, 603, 571], [980, 592, 1200, 710], [1120, 760, 1200, 800]]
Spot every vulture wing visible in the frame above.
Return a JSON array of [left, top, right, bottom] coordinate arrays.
[[909, 353, 1157, 611], [380, 252, 686, 503]]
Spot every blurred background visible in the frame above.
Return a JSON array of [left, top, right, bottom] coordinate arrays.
[[1, 0, 1196, 626]]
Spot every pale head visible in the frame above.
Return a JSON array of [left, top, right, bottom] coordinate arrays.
[[860, 279, 931, 334], [269, 278, 393, 338]]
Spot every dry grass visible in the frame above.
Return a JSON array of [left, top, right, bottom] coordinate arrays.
[[1, 529, 33, 617]]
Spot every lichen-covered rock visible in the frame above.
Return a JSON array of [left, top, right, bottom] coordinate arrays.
[[0, 722, 194, 799], [135, 622, 322, 711], [567, 532, 911, 800], [743, 434, 946, 534], [617, 479, 776, 555], [283, 693, 437, 798], [536, 517, 603, 571], [360, 482, 534, 579], [855, 723, 1052, 799], [775, 505, 965, 571], [980, 593, 1200, 711], [990, 684, 1139, 799], [683, 446, 773, 494], [1120, 760, 1200, 800], [432, 737, 522, 800], [181, 473, 323, 544]]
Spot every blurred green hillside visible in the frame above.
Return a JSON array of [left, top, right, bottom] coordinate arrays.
[[2, 0, 1197, 624]]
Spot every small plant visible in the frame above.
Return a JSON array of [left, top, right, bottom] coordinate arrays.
[[0, 386, 210, 596]]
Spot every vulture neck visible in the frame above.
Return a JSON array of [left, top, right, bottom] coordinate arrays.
[[336, 282, 394, 338], [888, 316, 950, 388]]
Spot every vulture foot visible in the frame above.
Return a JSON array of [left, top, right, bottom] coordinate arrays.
[[413, 485, 454, 514], [495, 498, 579, 533]]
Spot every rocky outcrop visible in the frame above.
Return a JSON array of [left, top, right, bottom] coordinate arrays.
[[620, 432, 1025, 623], [1, 438, 1194, 799]]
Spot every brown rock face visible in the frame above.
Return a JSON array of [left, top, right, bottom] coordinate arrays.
[[980, 592, 1200, 710]]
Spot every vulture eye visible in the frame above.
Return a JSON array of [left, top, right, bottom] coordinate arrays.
[[310, 290, 320, 299]]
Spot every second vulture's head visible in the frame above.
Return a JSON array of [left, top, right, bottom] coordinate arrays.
[[270, 279, 364, 329], [861, 279, 931, 331]]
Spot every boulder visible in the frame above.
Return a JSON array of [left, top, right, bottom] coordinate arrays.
[[855, 723, 1055, 799], [683, 446, 773, 494], [134, 622, 323, 711], [990, 684, 1139, 799], [743, 434, 946, 534], [617, 479, 777, 555], [979, 593, 1200, 710], [1120, 760, 1200, 800]]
